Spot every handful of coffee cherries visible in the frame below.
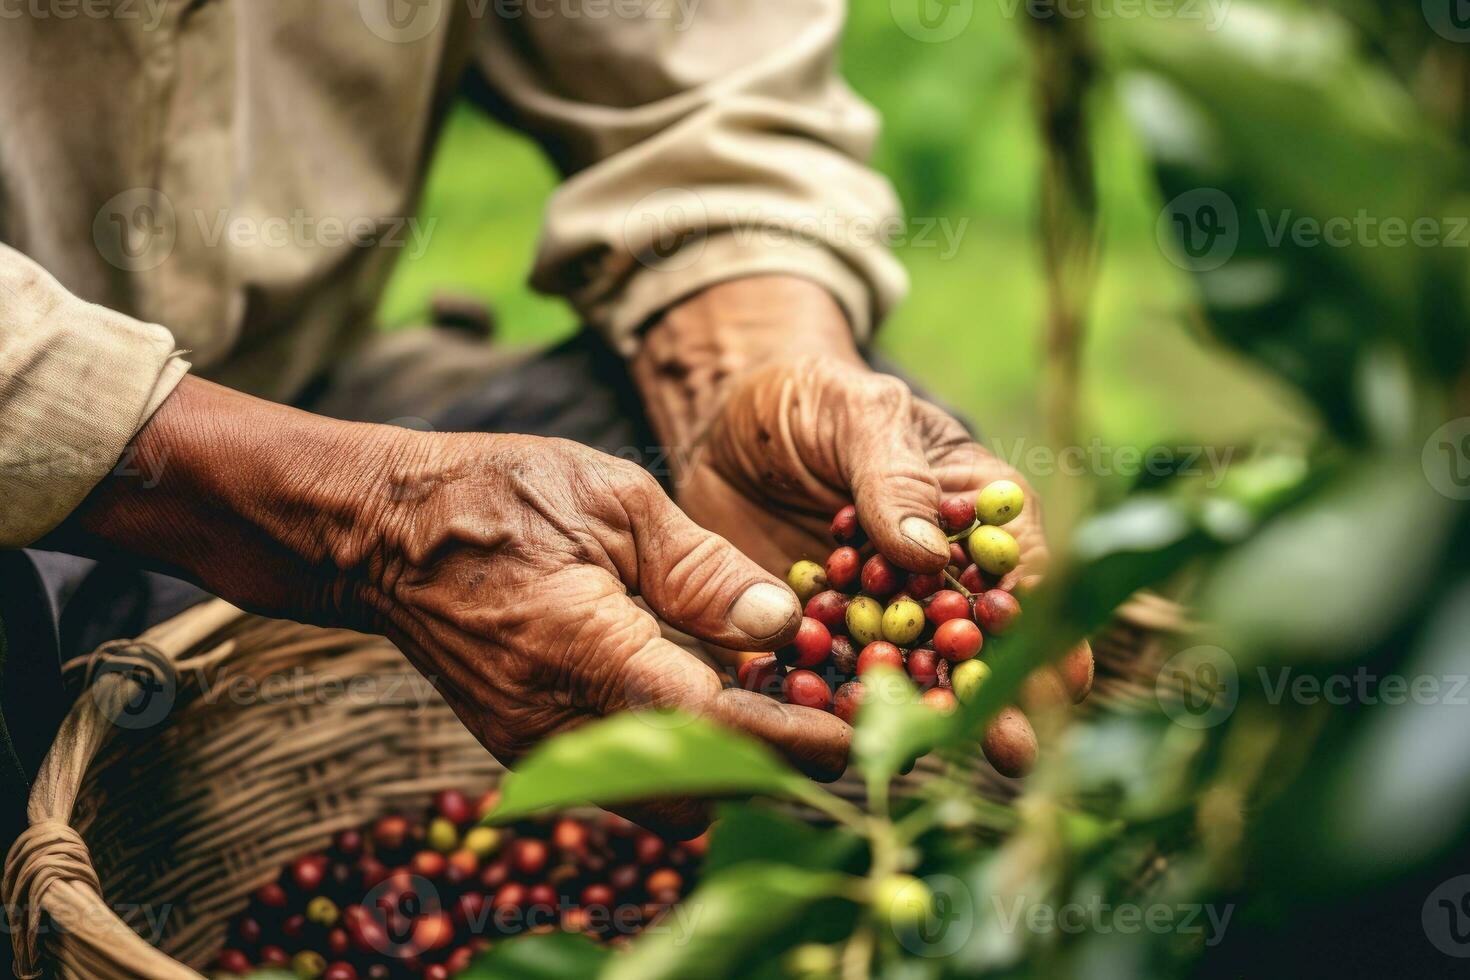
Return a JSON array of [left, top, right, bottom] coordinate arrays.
[[740, 480, 1088, 778]]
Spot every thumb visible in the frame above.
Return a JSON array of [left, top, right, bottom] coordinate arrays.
[[835, 375, 948, 571]]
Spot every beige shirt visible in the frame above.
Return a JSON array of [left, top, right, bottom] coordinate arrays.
[[0, 0, 906, 547]]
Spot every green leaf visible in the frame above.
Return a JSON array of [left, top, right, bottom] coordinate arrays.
[[484, 711, 813, 823], [460, 931, 609, 980], [603, 864, 854, 980], [852, 667, 954, 797], [704, 802, 864, 876]]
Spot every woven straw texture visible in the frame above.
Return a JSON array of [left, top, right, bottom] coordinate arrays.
[[4, 593, 1187, 979]]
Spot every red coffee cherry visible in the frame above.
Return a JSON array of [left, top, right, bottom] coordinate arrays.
[[646, 868, 683, 894], [493, 882, 528, 912], [528, 883, 559, 914], [236, 916, 262, 945], [925, 590, 970, 626], [455, 891, 487, 929], [804, 590, 849, 634], [581, 883, 616, 910], [906, 647, 940, 690], [958, 564, 987, 595], [291, 853, 328, 893], [830, 505, 864, 545], [824, 547, 862, 590], [411, 911, 455, 953], [940, 495, 977, 533], [829, 635, 859, 676], [323, 961, 359, 980], [254, 882, 288, 910], [905, 572, 944, 600], [634, 831, 666, 866], [610, 863, 640, 893], [328, 927, 350, 957], [447, 849, 480, 878], [833, 681, 866, 724], [479, 857, 510, 890], [553, 817, 588, 854], [425, 966, 450, 980], [737, 655, 783, 696], [332, 829, 364, 858], [410, 850, 447, 879], [512, 838, 550, 877], [922, 688, 959, 713], [357, 855, 388, 890], [975, 589, 1022, 634], [784, 670, 833, 710], [259, 945, 289, 968], [791, 617, 832, 668], [933, 619, 983, 661], [861, 555, 904, 599], [372, 814, 411, 851], [434, 789, 473, 825], [474, 789, 501, 820], [217, 949, 251, 975], [856, 641, 904, 676], [281, 914, 306, 940]]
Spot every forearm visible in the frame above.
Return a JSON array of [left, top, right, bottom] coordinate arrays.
[[43, 377, 400, 625], [631, 276, 867, 453]]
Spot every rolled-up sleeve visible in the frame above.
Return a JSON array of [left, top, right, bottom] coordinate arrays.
[[0, 245, 189, 547], [471, 0, 909, 354]]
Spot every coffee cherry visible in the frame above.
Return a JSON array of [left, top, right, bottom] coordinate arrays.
[[427, 817, 459, 854], [217, 949, 251, 975], [411, 850, 447, 879], [425, 966, 450, 980], [951, 659, 991, 702], [480, 857, 510, 891], [448, 849, 480, 878], [372, 814, 410, 851], [860, 555, 904, 599], [939, 495, 977, 533], [824, 547, 861, 590], [412, 911, 455, 953], [494, 881, 528, 913], [474, 789, 501, 820], [857, 641, 904, 676], [982, 706, 1038, 778], [786, 560, 828, 603], [791, 617, 833, 668], [306, 895, 339, 927], [784, 669, 833, 710], [634, 831, 666, 866], [830, 505, 864, 545], [260, 945, 290, 968], [512, 838, 550, 877], [332, 829, 364, 859], [906, 647, 939, 690], [975, 589, 1021, 634], [323, 963, 359, 980], [291, 853, 328, 893], [737, 654, 784, 696], [881, 598, 924, 646], [646, 868, 682, 894], [580, 883, 615, 910], [1058, 641, 1095, 703], [948, 542, 969, 568], [365, 966, 389, 980], [873, 874, 934, 933], [255, 882, 289, 910], [922, 688, 959, 713], [905, 571, 944, 600], [463, 826, 501, 858], [829, 635, 859, 676], [293, 950, 327, 979], [925, 590, 970, 626], [236, 916, 262, 945], [282, 914, 306, 940], [958, 563, 987, 595], [976, 480, 1024, 526], [357, 855, 388, 889], [968, 526, 1020, 576], [447, 946, 476, 973], [551, 818, 587, 854], [845, 596, 884, 646], [804, 590, 849, 634], [528, 882, 559, 913], [328, 927, 349, 957], [833, 681, 866, 724], [785, 943, 841, 980], [933, 618, 983, 661], [431, 789, 471, 826]]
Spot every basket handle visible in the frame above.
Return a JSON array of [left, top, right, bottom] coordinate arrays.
[[3, 599, 246, 979]]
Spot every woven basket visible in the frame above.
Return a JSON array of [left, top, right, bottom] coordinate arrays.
[[3, 594, 1188, 979]]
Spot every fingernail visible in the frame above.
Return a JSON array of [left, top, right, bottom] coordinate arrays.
[[730, 583, 800, 640], [900, 517, 950, 560]]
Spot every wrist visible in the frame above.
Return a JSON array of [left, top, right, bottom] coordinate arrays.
[[631, 275, 866, 453], [57, 376, 407, 628]]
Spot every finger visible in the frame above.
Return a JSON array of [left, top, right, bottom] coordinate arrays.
[[836, 376, 948, 572], [610, 798, 712, 842], [600, 465, 803, 650]]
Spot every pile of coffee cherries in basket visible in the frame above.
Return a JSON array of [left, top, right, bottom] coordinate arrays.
[[213, 789, 703, 979], [739, 480, 1045, 777]]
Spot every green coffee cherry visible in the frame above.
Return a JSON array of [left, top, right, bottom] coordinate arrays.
[[881, 597, 925, 646], [463, 826, 501, 857], [427, 816, 459, 854], [951, 658, 991, 703], [782, 942, 840, 980], [292, 950, 326, 979], [787, 560, 828, 604], [976, 479, 1024, 526], [305, 895, 338, 927], [846, 596, 884, 646], [968, 526, 1020, 577], [873, 873, 934, 933]]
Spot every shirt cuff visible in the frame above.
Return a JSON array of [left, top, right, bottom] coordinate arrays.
[[0, 247, 191, 547]]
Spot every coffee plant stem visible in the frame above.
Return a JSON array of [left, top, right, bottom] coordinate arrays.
[[941, 569, 973, 598]]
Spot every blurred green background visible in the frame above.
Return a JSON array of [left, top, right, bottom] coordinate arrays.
[[377, 2, 1312, 454]]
